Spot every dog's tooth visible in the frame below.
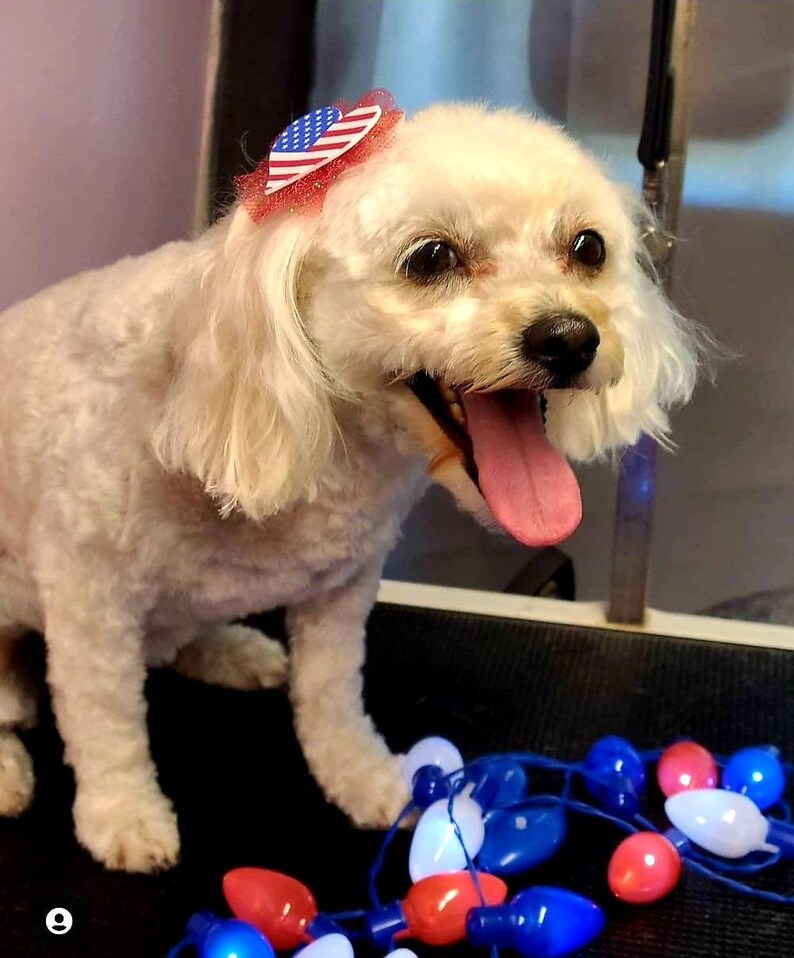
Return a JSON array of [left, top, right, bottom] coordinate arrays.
[[450, 401, 466, 426], [440, 382, 457, 404]]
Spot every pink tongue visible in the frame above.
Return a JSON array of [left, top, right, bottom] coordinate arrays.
[[460, 392, 582, 546]]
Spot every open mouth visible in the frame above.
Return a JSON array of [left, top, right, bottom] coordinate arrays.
[[407, 371, 582, 547], [407, 372, 478, 480]]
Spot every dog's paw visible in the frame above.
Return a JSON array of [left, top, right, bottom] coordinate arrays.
[[334, 754, 411, 829], [173, 624, 288, 691], [0, 731, 35, 816], [73, 786, 180, 873]]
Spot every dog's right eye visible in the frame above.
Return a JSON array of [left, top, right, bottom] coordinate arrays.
[[403, 241, 460, 280]]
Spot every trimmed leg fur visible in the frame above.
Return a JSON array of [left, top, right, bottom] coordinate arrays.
[[172, 623, 288, 690]]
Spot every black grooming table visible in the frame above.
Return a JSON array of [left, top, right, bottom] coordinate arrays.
[[2, 601, 794, 958]]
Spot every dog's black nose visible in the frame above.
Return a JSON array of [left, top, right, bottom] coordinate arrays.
[[521, 312, 600, 378]]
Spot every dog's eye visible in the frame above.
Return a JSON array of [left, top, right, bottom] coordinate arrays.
[[404, 241, 460, 280], [569, 230, 606, 269]]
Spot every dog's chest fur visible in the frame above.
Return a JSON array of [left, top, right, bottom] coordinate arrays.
[[144, 446, 427, 637]]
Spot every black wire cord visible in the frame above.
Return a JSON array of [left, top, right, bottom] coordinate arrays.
[[638, 0, 677, 170]]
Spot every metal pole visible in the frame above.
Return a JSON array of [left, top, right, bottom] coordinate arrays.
[[607, 0, 698, 624]]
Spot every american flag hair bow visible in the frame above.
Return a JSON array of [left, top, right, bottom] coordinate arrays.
[[236, 90, 404, 222]]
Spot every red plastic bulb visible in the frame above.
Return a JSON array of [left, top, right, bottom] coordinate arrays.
[[608, 832, 682, 904], [223, 868, 320, 950], [657, 741, 718, 797], [401, 872, 508, 945], [365, 872, 507, 949]]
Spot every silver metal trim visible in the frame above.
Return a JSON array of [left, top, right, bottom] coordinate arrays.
[[608, 0, 699, 624]]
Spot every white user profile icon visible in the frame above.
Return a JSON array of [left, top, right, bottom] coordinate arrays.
[[45, 907, 73, 935]]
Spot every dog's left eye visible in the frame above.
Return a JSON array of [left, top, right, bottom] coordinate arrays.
[[569, 230, 606, 269], [404, 241, 460, 280]]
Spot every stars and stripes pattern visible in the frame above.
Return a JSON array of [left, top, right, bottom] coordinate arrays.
[[265, 103, 383, 195]]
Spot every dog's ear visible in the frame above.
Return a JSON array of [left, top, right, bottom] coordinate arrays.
[[153, 207, 339, 519], [545, 194, 707, 461], [614, 192, 716, 435]]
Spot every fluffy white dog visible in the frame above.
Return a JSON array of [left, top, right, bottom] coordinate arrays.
[[0, 103, 699, 872]]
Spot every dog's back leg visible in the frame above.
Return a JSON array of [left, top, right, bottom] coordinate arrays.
[[0, 625, 37, 816], [171, 623, 288, 691], [0, 732, 34, 817]]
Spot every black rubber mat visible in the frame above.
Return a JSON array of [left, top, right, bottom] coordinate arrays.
[[2, 602, 793, 957]]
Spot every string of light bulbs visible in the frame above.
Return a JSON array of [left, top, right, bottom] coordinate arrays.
[[170, 735, 794, 958]]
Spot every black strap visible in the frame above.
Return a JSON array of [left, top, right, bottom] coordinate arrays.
[[638, 0, 676, 170], [209, 0, 319, 221]]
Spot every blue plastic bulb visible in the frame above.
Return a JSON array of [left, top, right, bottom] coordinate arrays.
[[466, 759, 528, 811], [186, 913, 275, 958], [598, 774, 640, 818], [477, 802, 566, 875], [722, 746, 786, 811], [584, 736, 645, 817], [585, 736, 646, 790], [467, 887, 605, 958]]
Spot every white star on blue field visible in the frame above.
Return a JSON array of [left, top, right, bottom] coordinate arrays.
[[274, 107, 342, 153]]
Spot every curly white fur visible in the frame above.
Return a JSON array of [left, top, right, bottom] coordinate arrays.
[[0, 103, 700, 871]]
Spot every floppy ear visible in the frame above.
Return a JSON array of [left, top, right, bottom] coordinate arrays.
[[153, 206, 339, 519], [545, 195, 706, 461]]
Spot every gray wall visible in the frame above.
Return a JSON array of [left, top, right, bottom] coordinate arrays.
[[0, 0, 213, 311], [383, 0, 794, 613]]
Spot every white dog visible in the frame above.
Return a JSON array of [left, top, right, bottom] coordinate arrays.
[[0, 102, 699, 872]]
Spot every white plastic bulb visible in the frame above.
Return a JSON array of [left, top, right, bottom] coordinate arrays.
[[665, 787, 776, 858], [408, 793, 485, 882], [294, 934, 355, 958], [402, 737, 463, 791], [386, 950, 418, 958]]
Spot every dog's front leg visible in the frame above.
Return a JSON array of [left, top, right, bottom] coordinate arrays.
[[287, 565, 409, 828], [38, 561, 179, 873]]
